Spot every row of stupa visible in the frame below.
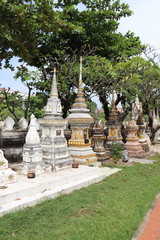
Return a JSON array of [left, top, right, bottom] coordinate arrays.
[[0, 56, 151, 182], [20, 57, 97, 176]]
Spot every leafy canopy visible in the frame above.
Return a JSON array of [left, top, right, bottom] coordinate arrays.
[[0, 0, 143, 69]]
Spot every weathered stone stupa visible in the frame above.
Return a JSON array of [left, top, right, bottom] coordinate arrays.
[[20, 114, 45, 176], [125, 110, 144, 157], [137, 107, 150, 151], [67, 57, 97, 164], [105, 91, 123, 154], [91, 120, 109, 161], [39, 67, 72, 170]]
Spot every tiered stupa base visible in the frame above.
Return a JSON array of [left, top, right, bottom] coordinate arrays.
[[138, 125, 150, 152], [69, 140, 97, 164], [125, 139, 144, 157], [40, 137, 73, 171], [20, 142, 45, 176], [91, 121, 109, 161], [40, 116, 73, 172], [94, 151, 109, 162], [139, 140, 149, 152]]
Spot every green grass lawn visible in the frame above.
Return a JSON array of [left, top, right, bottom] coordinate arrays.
[[1, 155, 160, 240]]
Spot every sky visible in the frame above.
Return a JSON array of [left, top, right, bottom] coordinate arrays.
[[0, 0, 160, 100]]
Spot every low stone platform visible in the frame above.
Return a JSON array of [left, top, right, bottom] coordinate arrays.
[[129, 158, 155, 164], [0, 166, 120, 216]]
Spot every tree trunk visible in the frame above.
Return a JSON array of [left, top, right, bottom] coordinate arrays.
[[99, 95, 109, 120], [24, 86, 32, 120]]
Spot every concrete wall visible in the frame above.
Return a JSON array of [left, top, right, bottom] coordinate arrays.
[[0, 129, 72, 163], [0, 129, 27, 162]]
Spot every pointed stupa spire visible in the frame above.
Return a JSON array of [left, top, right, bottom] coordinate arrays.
[[111, 90, 116, 108], [78, 56, 83, 95], [70, 57, 88, 111], [26, 114, 40, 144], [44, 65, 62, 117], [108, 90, 119, 123], [50, 66, 58, 98]]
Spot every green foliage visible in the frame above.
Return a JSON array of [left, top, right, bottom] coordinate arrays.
[[27, 94, 47, 119], [0, 0, 79, 68], [0, 0, 146, 122], [0, 90, 24, 122], [1, 160, 160, 239], [86, 100, 97, 119], [0, 0, 144, 120], [114, 55, 160, 139], [0, 89, 47, 122], [0, 0, 143, 69], [96, 112, 106, 121], [111, 142, 123, 160]]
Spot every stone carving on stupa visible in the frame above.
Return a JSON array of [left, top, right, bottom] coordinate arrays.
[[125, 108, 144, 157], [0, 149, 17, 185], [153, 108, 160, 128], [132, 95, 141, 121], [91, 120, 109, 161], [67, 57, 97, 165], [20, 114, 45, 176], [105, 91, 123, 155], [136, 99, 150, 151], [39, 67, 72, 171]]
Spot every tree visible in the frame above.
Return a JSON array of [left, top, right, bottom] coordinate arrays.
[[0, 88, 47, 123], [0, 0, 143, 69], [0, 0, 144, 120], [0, 0, 82, 68], [114, 56, 160, 141], [0, 89, 24, 122]]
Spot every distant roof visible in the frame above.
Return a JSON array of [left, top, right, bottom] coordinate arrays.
[[0, 88, 28, 98]]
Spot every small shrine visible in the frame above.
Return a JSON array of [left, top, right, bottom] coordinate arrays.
[[91, 120, 109, 161], [125, 113, 144, 157], [39, 67, 73, 171], [137, 105, 150, 151], [20, 114, 45, 176], [0, 149, 17, 185], [105, 91, 123, 155], [67, 57, 97, 165], [132, 95, 141, 121]]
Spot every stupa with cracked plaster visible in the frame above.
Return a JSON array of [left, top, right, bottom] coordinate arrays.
[[20, 114, 45, 176], [125, 109, 144, 157], [91, 120, 109, 161], [105, 91, 123, 155], [39, 67, 72, 171], [136, 103, 150, 151]]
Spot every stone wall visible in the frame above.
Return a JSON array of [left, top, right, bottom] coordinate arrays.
[[0, 129, 27, 162], [0, 129, 71, 163]]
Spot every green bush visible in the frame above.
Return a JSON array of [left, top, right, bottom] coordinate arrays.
[[111, 142, 123, 160]]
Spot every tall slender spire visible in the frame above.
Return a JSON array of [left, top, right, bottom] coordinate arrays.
[[69, 57, 89, 112], [78, 56, 83, 95], [44, 66, 62, 117], [50, 66, 58, 98], [108, 90, 119, 124], [111, 90, 115, 108]]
